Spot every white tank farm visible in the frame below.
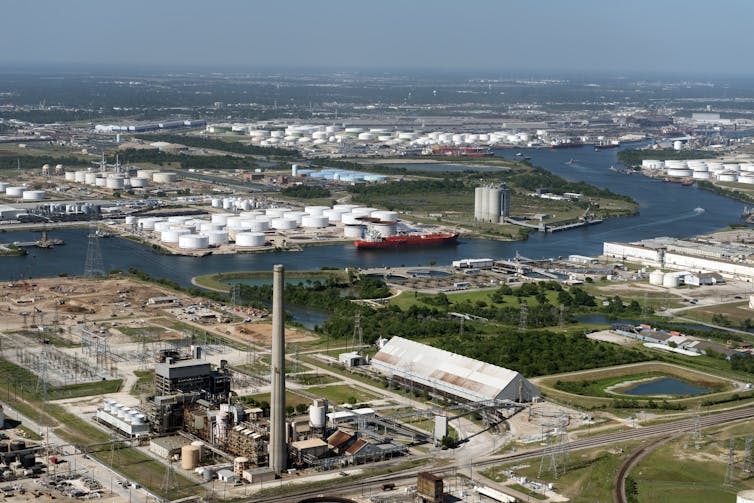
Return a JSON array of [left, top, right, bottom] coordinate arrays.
[[178, 234, 209, 250], [84, 172, 98, 185], [106, 176, 125, 189], [666, 168, 692, 177], [738, 174, 754, 184], [371, 222, 396, 237], [323, 208, 347, 222], [351, 207, 376, 218], [161, 229, 191, 243], [211, 198, 222, 208], [239, 211, 264, 218], [243, 220, 269, 232], [284, 211, 307, 225], [125, 216, 137, 225], [724, 163, 741, 172], [271, 218, 297, 230], [301, 215, 329, 228], [222, 198, 233, 210], [95, 176, 107, 187], [304, 205, 329, 216], [688, 163, 708, 172], [211, 213, 234, 225], [717, 172, 738, 182], [152, 172, 177, 184], [22, 190, 46, 201], [343, 224, 365, 239], [74, 171, 87, 183], [372, 210, 398, 221], [139, 217, 164, 230], [741, 164, 754, 172], [130, 177, 148, 188], [167, 216, 190, 225], [64, 171, 76, 181], [199, 222, 225, 232], [692, 171, 711, 180], [5, 187, 25, 197], [136, 169, 155, 179], [648, 270, 665, 286], [235, 232, 266, 247], [153, 221, 172, 233], [226, 216, 246, 230], [206, 230, 229, 246], [707, 162, 725, 173]]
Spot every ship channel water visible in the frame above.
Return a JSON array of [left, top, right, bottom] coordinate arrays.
[[0, 144, 747, 289]]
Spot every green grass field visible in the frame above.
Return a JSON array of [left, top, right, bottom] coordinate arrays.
[[305, 384, 380, 404]]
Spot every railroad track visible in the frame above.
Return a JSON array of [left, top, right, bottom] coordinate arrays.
[[248, 406, 754, 503]]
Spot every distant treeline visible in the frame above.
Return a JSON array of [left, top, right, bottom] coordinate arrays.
[[0, 154, 90, 170], [119, 148, 258, 171], [617, 148, 717, 167], [508, 166, 635, 202], [136, 134, 298, 158], [279, 185, 331, 199]]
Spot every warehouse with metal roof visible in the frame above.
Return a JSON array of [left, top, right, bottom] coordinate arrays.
[[371, 337, 539, 403]]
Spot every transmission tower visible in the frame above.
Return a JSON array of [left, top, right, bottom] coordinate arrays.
[[538, 414, 568, 479], [724, 438, 736, 487], [351, 312, 363, 351], [84, 224, 105, 277], [519, 301, 528, 332], [230, 283, 241, 307], [686, 403, 703, 449], [161, 460, 176, 492], [35, 352, 49, 403], [743, 437, 753, 475]]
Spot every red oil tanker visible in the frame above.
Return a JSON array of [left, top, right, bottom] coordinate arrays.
[[354, 231, 459, 249]]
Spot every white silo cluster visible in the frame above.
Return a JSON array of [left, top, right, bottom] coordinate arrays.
[[642, 158, 754, 184], [474, 184, 511, 223], [63, 167, 153, 190]]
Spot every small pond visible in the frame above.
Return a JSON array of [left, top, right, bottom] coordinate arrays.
[[621, 377, 709, 397]]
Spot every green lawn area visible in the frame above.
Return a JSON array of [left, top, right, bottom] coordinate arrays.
[[130, 370, 154, 396], [241, 390, 311, 409], [117, 325, 170, 341], [305, 384, 380, 404]]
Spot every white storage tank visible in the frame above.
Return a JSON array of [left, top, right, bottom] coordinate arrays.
[[106, 176, 125, 189], [0, 182, 7, 193], [662, 273, 681, 288], [308, 400, 328, 428], [64, 171, 76, 181], [161, 229, 190, 243], [226, 216, 246, 230], [84, 172, 98, 185], [371, 222, 396, 237], [206, 230, 229, 246], [304, 205, 329, 216], [235, 232, 266, 247], [211, 198, 222, 208], [351, 207, 376, 218], [333, 204, 359, 212], [243, 220, 269, 232], [737, 490, 754, 503], [95, 176, 107, 187], [343, 225, 365, 239], [22, 190, 46, 201], [168, 216, 192, 225], [666, 168, 692, 177], [178, 234, 209, 250], [323, 208, 347, 222], [5, 187, 25, 197], [372, 210, 398, 222], [152, 172, 177, 184], [301, 215, 329, 228], [240, 211, 264, 218], [717, 172, 737, 182], [271, 218, 297, 230], [692, 171, 711, 180], [265, 208, 290, 218], [74, 171, 87, 183], [130, 177, 148, 188], [125, 215, 137, 225], [283, 211, 306, 225], [341, 213, 361, 225], [136, 169, 154, 179], [739, 174, 754, 184], [648, 270, 665, 286], [211, 213, 233, 226], [154, 221, 172, 233]]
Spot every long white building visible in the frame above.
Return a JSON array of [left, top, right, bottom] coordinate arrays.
[[371, 337, 539, 403]]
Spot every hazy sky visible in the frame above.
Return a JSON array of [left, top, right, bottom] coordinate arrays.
[[4, 0, 754, 75]]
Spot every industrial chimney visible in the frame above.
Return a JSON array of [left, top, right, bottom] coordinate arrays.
[[270, 264, 287, 475]]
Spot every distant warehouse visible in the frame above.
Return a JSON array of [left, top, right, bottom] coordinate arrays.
[[372, 337, 539, 403]]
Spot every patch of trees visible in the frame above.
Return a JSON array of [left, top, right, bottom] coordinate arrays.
[[612, 398, 686, 410], [119, 148, 256, 171], [136, 134, 298, 158], [509, 166, 635, 202], [280, 185, 331, 199], [730, 353, 754, 374], [431, 330, 647, 377], [0, 154, 89, 170]]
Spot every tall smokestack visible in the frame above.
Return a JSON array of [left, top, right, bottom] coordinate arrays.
[[270, 264, 287, 475]]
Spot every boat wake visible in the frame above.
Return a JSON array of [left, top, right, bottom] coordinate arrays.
[[693, 207, 705, 214]]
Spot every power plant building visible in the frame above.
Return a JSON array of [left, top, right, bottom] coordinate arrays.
[[372, 337, 539, 403], [474, 184, 510, 223], [154, 359, 231, 401]]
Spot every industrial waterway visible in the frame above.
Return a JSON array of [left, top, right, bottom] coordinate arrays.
[[0, 144, 747, 287]]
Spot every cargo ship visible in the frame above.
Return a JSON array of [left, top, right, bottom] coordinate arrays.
[[354, 231, 459, 249], [424, 146, 494, 157], [593, 139, 620, 151], [550, 139, 584, 149]]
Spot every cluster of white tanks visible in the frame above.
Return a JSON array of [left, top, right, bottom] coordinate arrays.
[[131, 202, 400, 250], [0, 183, 46, 200], [642, 158, 754, 184], [209, 123, 546, 149], [648, 270, 687, 288], [102, 399, 147, 425], [63, 168, 178, 189]]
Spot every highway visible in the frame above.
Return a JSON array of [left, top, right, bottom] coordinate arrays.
[[248, 405, 754, 503]]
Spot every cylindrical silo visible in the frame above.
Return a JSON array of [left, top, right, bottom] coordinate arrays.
[[301, 216, 329, 228], [271, 218, 297, 230], [343, 225, 365, 239], [178, 234, 209, 250], [206, 231, 229, 246], [181, 445, 200, 470], [235, 232, 266, 247]]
